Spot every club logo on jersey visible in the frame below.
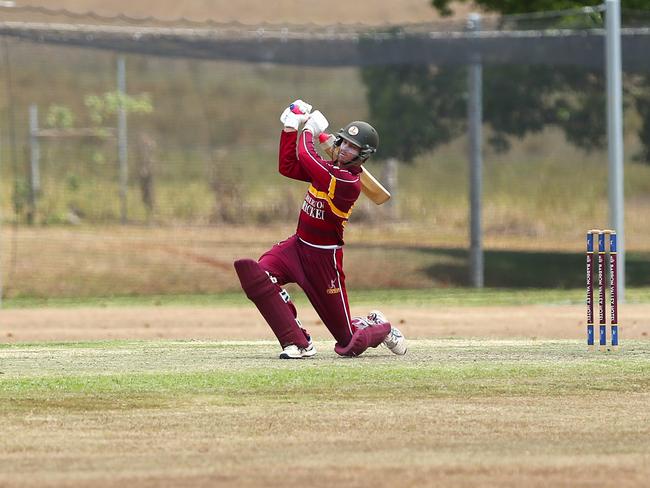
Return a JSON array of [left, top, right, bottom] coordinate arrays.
[[326, 279, 341, 294], [348, 125, 359, 136]]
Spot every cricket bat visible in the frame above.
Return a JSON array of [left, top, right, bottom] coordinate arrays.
[[359, 168, 391, 205], [318, 133, 391, 205]]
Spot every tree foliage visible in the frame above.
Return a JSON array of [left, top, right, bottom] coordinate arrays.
[[85, 91, 153, 125], [361, 65, 466, 161], [483, 66, 607, 152], [360, 0, 650, 164], [46, 105, 75, 129], [432, 0, 647, 16]]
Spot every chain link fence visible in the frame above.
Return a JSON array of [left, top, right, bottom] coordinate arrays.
[[2, 5, 650, 299]]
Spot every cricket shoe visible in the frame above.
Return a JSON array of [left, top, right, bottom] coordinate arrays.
[[279, 337, 317, 359], [366, 310, 388, 325], [383, 326, 407, 355], [367, 310, 408, 356]]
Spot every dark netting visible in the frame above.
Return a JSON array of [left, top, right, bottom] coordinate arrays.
[[2, 16, 650, 70], [1, 5, 650, 298]]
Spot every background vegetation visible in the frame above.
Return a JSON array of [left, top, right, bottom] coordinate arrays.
[[2, 4, 650, 297]]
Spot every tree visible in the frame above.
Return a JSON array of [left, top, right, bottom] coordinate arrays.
[[429, 0, 650, 161], [361, 64, 466, 162], [432, 0, 648, 17], [482, 65, 608, 153], [360, 1, 650, 167]]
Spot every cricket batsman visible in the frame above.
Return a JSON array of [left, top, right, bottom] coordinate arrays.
[[234, 100, 406, 359]]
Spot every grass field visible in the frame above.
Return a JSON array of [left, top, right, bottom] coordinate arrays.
[[1, 339, 649, 487], [4, 221, 650, 299], [2, 4, 650, 486], [5, 285, 650, 309]]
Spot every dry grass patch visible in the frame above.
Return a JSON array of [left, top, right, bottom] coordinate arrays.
[[0, 339, 649, 487]]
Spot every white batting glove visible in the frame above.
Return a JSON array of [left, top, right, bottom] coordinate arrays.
[[289, 99, 312, 115], [280, 108, 305, 130], [280, 99, 312, 130], [302, 110, 329, 136]]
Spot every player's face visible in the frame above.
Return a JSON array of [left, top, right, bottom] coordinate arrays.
[[338, 140, 361, 165]]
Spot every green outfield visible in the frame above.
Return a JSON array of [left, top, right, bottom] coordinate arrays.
[[5, 286, 650, 309], [1, 339, 648, 487]]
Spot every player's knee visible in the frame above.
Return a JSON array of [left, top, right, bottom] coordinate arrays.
[[234, 259, 307, 348], [235, 259, 296, 311], [351, 311, 389, 332], [351, 316, 371, 330], [334, 322, 391, 357], [234, 259, 275, 300]]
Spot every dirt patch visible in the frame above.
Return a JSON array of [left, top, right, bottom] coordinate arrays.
[[1, 303, 648, 342], [2, 394, 649, 488], [7, 0, 468, 24]]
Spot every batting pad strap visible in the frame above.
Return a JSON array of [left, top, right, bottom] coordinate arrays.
[[334, 322, 391, 357], [234, 259, 309, 348]]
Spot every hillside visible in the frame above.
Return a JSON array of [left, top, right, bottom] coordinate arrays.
[[14, 0, 474, 25]]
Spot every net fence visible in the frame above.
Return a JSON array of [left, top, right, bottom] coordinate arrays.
[[2, 4, 650, 300]]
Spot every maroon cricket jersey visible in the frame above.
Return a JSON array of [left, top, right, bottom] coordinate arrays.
[[278, 130, 362, 246]]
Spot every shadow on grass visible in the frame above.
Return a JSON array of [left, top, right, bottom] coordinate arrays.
[[420, 248, 650, 288]]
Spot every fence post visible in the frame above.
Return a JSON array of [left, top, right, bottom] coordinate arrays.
[[467, 12, 484, 288], [606, 0, 625, 301], [29, 103, 40, 222], [117, 56, 128, 224], [383, 157, 398, 220], [0, 129, 3, 308]]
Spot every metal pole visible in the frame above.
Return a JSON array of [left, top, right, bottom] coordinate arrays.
[[117, 56, 128, 224], [605, 0, 625, 301], [467, 13, 484, 288], [29, 104, 40, 199], [383, 157, 398, 220], [0, 130, 3, 308]]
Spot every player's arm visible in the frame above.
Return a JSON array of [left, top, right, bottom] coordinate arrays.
[[277, 100, 313, 182], [278, 129, 310, 182], [297, 112, 335, 189]]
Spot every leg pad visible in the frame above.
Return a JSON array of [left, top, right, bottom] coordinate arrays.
[[234, 259, 309, 348], [334, 322, 391, 357]]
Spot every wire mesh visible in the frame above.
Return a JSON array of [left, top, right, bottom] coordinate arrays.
[[2, 5, 650, 299]]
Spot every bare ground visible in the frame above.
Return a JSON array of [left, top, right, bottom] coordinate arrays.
[[1, 303, 649, 342], [2, 394, 649, 488], [17, 0, 472, 25], [1, 337, 649, 487]]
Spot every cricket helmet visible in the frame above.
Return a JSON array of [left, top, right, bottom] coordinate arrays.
[[336, 121, 379, 162]]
